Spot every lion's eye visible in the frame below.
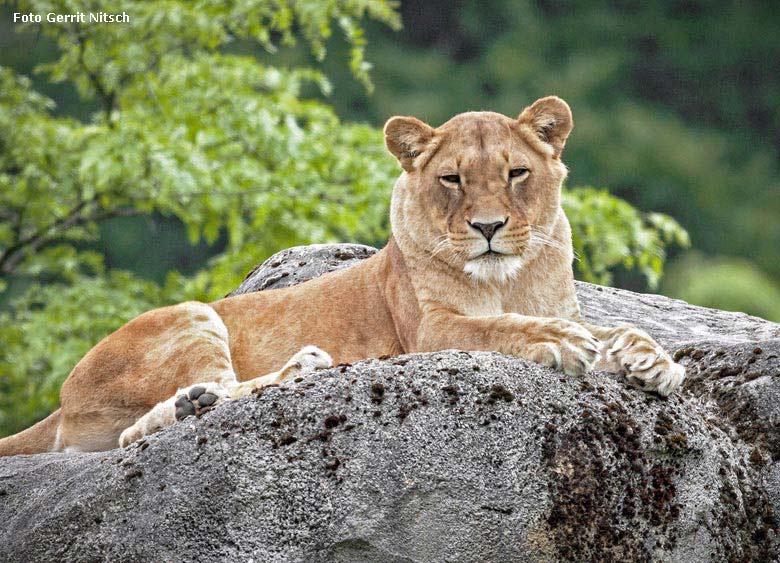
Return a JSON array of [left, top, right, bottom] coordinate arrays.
[[509, 168, 529, 180], [440, 174, 461, 185]]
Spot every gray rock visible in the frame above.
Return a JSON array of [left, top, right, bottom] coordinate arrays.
[[1, 243, 779, 562], [227, 243, 377, 297]]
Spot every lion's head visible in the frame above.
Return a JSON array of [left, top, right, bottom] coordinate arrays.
[[385, 96, 573, 283]]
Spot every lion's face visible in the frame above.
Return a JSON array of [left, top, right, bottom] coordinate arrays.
[[385, 97, 573, 283]]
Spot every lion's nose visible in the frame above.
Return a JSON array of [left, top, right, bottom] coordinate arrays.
[[469, 219, 507, 241]]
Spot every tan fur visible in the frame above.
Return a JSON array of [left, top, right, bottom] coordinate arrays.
[[0, 96, 684, 456]]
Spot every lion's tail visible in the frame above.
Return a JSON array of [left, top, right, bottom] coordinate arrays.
[[0, 409, 62, 457]]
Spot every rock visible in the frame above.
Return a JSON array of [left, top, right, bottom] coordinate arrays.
[[1, 243, 779, 562], [226, 243, 377, 297], [237, 246, 780, 504]]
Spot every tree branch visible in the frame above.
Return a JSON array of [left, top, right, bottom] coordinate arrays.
[[72, 27, 117, 127], [0, 202, 142, 278]]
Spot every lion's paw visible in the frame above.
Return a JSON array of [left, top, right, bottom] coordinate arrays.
[[288, 345, 333, 374], [118, 381, 231, 448], [174, 382, 231, 421], [601, 327, 685, 397], [119, 424, 145, 448], [523, 320, 600, 376]]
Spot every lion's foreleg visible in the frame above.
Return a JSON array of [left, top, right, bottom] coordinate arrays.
[[415, 311, 599, 376]]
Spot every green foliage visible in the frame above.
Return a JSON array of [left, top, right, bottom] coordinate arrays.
[[0, 271, 181, 434], [0, 0, 687, 437], [0, 68, 107, 288], [663, 253, 780, 322], [0, 0, 400, 435], [25, 0, 399, 95], [563, 187, 689, 289], [1, 0, 399, 293]]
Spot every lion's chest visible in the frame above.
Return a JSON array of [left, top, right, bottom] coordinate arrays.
[[458, 280, 569, 319], [460, 295, 559, 318]]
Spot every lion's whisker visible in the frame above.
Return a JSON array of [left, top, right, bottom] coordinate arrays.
[[530, 225, 580, 261]]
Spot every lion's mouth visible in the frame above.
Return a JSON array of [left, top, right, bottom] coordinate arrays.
[[476, 248, 512, 259]]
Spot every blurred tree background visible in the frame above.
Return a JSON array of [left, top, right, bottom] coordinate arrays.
[[0, 0, 778, 437]]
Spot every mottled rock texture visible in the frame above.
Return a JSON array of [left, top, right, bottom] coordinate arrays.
[[1, 244, 779, 562]]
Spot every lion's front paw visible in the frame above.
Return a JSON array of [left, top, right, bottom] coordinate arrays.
[[521, 320, 600, 376], [601, 327, 685, 397]]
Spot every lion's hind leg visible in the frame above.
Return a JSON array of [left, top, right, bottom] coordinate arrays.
[[118, 346, 332, 447]]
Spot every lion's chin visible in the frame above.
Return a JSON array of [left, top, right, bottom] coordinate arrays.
[[463, 253, 525, 283]]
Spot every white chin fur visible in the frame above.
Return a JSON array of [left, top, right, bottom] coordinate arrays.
[[464, 255, 524, 283]]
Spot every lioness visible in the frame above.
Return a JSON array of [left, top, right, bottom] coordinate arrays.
[[0, 96, 685, 456]]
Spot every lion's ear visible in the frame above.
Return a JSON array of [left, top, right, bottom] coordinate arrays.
[[518, 96, 573, 158], [384, 116, 434, 172]]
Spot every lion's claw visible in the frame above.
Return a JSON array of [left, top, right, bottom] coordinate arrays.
[[601, 327, 685, 397], [523, 320, 598, 376]]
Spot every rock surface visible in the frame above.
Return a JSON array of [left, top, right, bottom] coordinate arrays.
[[227, 243, 377, 297], [1, 244, 779, 562]]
